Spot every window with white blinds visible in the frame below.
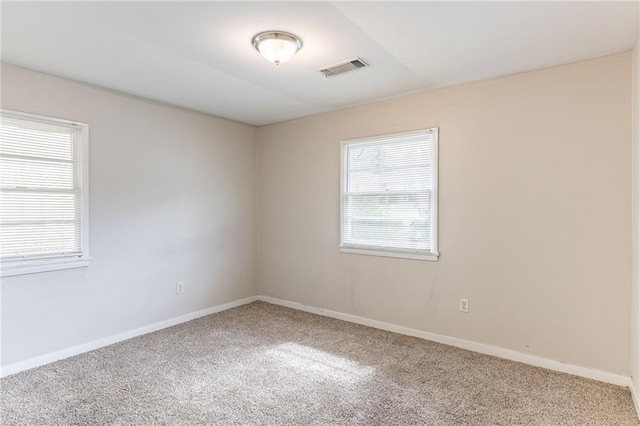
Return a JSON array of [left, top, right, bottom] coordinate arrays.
[[340, 128, 438, 261], [1, 110, 89, 276]]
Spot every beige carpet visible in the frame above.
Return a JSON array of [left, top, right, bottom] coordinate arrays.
[[1, 301, 638, 425]]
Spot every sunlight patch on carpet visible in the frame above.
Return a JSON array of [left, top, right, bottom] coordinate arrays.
[[263, 342, 374, 382]]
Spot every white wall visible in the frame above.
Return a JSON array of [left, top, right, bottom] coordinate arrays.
[[0, 64, 258, 366], [258, 53, 632, 376]]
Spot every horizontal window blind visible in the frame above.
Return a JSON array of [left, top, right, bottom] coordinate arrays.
[[1, 113, 85, 261], [341, 129, 438, 255]]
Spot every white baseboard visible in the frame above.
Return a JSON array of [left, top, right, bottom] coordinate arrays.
[[631, 380, 640, 421], [2, 293, 633, 397], [258, 295, 631, 388], [0, 295, 259, 378]]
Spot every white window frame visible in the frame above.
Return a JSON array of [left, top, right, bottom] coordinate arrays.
[[1, 109, 90, 277], [340, 128, 439, 261]]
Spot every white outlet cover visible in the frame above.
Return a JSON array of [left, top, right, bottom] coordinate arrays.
[[459, 298, 469, 312]]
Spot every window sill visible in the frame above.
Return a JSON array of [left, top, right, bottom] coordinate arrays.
[[1, 257, 91, 278], [339, 246, 439, 261]]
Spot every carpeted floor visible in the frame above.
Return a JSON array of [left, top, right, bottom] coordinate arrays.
[[1, 301, 638, 425]]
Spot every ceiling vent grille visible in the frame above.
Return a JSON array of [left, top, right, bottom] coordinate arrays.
[[318, 58, 368, 77]]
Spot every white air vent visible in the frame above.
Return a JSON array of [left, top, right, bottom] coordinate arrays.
[[318, 58, 368, 77]]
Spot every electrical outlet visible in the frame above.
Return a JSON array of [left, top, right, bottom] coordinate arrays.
[[459, 298, 469, 313], [176, 281, 184, 295]]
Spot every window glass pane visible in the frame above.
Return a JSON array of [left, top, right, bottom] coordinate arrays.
[[348, 166, 431, 192], [0, 118, 75, 160], [2, 223, 79, 257], [1, 191, 80, 223], [346, 193, 431, 249], [348, 138, 431, 171], [2, 157, 75, 190], [0, 112, 84, 261], [348, 138, 432, 193], [342, 130, 437, 255]]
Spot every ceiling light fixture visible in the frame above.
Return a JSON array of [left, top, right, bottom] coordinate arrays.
[[252, 31, 302, 65]]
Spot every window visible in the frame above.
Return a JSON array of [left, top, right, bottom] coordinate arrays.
[[0, 110, 89, 277], [340, 128, 438, 261]]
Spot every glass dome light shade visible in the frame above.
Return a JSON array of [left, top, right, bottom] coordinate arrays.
[[252, 31, 302, 65]]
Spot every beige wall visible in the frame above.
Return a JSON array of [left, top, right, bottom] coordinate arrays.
[[1, 64, 258, 366], [632, 27, 640, 402], [2, 52, 634, 380], [258, 53, 632, 375]]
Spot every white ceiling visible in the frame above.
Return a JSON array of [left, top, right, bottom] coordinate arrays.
[[2, 1, 638, 126]]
